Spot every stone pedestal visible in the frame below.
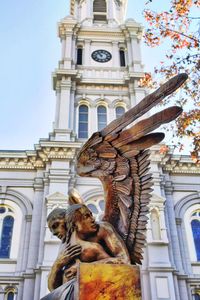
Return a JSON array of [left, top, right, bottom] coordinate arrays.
[[78, 264, 141, 300]]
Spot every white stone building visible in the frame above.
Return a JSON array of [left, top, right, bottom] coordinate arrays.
[[0, 1, 199, 299]]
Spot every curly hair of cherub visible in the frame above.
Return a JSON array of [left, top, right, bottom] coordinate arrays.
[[47, 208, 67, 226]]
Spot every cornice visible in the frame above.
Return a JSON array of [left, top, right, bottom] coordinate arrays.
[[150, 146, 200, 175], [163, 159, 200, 174], [58, 16, 78, 38], [0, 141, 82, 171], [77, 29, 124, 39]]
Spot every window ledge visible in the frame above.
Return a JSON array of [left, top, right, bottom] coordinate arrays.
[[147, 240, 169, 245], [0, 259, 17, 264], [191, 262, 200, 266]]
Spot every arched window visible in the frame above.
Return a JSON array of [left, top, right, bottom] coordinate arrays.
[[93, 0, 107, 21], [87, 199, 105, 221], [7, 291, 14, 300], [0, 206, 14, 259], [116, 106, 125, 119], [194, 292, 200, 300], [78, 105, 88, 139], [119, 49, 126, 67], [77, 47, 83, 65], [191, 210, 200, 261], [97, 106, 107, 131]]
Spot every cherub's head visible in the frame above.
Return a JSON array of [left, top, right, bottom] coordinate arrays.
[[65, 204, 98, 242], [47, 208, 67, 242]]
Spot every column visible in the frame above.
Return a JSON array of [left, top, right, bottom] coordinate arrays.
[[16, 214, 32, 272], [54, 87, 61, 130], [126, 38, 133, 71], [70, 81, 76, 136], [87, 0, 93, 22], [128, 82, 136, 107], [133, 80, 146, 105], [33, 270, 41, 300], [22, 274, 35, 300], [112, 42, 119, 67], [164, 183, 184, 273], [84, 39, 91, 66], [178, 279, 190, 300], [71, 35, 76, 65], [56, 78, 72, 141], [22, 178, 44, 300], [0, 290, 4, 300], [21, 215, 32, 271], [38, 178, 49, 267], [64, 34, 73, 69], [26, 177, 44, 270], [130, 36, 142, 72], [176, 218, 193, 275], [173, 275, 181, 300], [107, 0, 114, 24], [61, 36, 66, 61]]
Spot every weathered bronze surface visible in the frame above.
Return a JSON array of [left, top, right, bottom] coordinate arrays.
[[42, 74, 188, 300], [42, 205, 130, 299], [77, 73, 187, 264]]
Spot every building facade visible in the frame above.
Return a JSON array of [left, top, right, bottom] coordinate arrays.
[[0, 1, 199, 299]]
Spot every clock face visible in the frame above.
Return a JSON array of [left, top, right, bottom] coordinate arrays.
[[91, 50, 112, 63]]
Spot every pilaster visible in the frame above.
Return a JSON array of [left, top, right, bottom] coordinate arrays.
[[26, 177, 44, 271], [0, 289, 3, 300], [21, 215, 32, 272], [126, 38, 133, 71], [64, 34, 73, 69], [128, 82, 136, 107], [84, 39, 91, 66], [176, 217, 193, 275], [112, 42, 119, 67], [54, 78, 73, 141], [164, 181, 184, 273]]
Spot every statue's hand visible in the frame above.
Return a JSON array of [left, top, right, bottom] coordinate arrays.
[[63, 264, 78, 281], [57, 244, 82, 268]]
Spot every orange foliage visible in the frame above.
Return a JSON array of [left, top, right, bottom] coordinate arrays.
[[159, 145, 170, 155], [142, 0, 200, 161], [139, 73, 156, 88]]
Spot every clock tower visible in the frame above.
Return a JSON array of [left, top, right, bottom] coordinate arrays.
[[51, 0, 145, 142]]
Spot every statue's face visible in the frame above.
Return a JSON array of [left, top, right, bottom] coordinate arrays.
[[75, 207, 98, 236], [48, 218, 66, 242]]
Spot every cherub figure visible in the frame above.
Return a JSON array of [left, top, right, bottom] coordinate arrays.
[[42, 204, 130, 299]]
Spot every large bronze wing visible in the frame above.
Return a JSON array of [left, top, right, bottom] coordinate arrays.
[[76, 73, 188, 264]]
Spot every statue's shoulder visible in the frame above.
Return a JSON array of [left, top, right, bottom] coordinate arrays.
[[98, 221, 115, 232]]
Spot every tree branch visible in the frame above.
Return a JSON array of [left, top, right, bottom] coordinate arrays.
[[160, 25, 200, 43]]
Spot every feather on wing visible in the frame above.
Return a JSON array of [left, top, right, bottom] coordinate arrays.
[[77, 73, 188, 264]]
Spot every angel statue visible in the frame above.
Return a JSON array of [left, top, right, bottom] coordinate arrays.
[[41, 73, 188, 300]]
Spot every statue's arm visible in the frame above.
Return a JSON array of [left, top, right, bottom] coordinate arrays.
[[48, 244, 81, 291], [99, 223, 130, 264]]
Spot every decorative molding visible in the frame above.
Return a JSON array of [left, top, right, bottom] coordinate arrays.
[[58, 16, 77, 37], [150, 193, 166, 206], [46, 192, 69, 208], [0, 141, 82, 170], [150, 146, 200, 174]]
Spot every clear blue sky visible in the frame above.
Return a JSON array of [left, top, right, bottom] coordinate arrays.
[[0, 0, 183, 150]]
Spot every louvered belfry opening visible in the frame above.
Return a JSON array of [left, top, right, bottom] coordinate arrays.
[[93, 0, 107, 21]]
